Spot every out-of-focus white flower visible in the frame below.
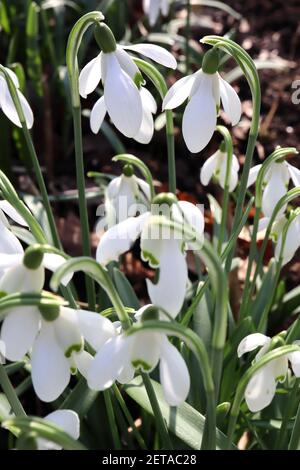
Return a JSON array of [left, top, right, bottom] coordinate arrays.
[[247, 160, 300, 218], [79, 26, 176, 140], [200, 149, 240, 192], [143, 0, 170, 26], [238, 333, 300, 412], [0, 67, 33, 129], [163, 50, 241, 153], [102, 170, 151, 227], [96, 197, 204, 317], [88, 305, 190, 406], [38, 410, 80, 450]]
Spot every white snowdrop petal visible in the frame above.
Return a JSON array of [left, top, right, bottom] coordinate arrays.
[[115, 47, 140, 80], [73, 350, 93, 378], [176, 200, 205, 237], [237, 333, 270, 358], [46, 410, 80, 439], [0, 227, 24, 255], [124, 43, 177, 69], [79, 55, 102, 98], [53, 307, 82, 355], [96, 212, 149, 265], [159, 337, 190, 406], [130, 331, 162, 372], [0, 307, 40, 361], [143, 0, 161, 25], [104, 53, 142, 138], [146, 239, 188, 318], [0, 79, 22, 128], [18, 90, 34, 129], [88, 335, 131, 390], [90, 96, 107, 134], [31, 324, 71, 402], [219, 75, 242, 125], [262, 168, 287, 218], [161, 0, 170, 15], [182, 77, 217, 153], [140, 87, 157, 114], [0, 263, 45, 293], [136, 177, 151, 201], [42, 253, 73, 286], [0, 201, 28, 227], [275, 218, 300, 266], [245, 365, 276, 412], [247, 164, 262, 188], [289, 350, 300, 377], [287, 163, 300, 188], [134, 105, 154, 144], [200, 152, 220, 186], [272, 356, 288, 381], [162, 74, 197, 110], [77, 309, 116, 351]]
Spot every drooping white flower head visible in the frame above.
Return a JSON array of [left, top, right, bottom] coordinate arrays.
[[200, 148, 240, 192], [247, 160, 300, 218], [0, 301, 116, 402], [0, 67, 33, 129], [79, 24, 176, 141], [238, 333, 300, 412], [143, 0, 170, 26], [88, 305, 191, 406], [163, 48, 241, 153], [100, 166, 151, 228], [96, 195, 204, 318], [37, 410, 80, 450]]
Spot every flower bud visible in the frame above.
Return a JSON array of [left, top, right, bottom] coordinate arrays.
[[202, 48, 220, 74], [23, 246, 44, 270], [94, 23, 117, 53]]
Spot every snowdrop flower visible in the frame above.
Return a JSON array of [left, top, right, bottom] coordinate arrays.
[[247, 160, 300, 218], [0, 298, 116, 402], [238, 333, 300, 412], [101, 165, 151, 227], [0, 66, 33, 129], [37, 410, 80, 450], [88, 305, 191, 406], [79, 23, 176, 139], [96, 194, 204, 317], [143, 0, 170, 26], [163, 48, 242, 153], [200, 147, 240, 192]]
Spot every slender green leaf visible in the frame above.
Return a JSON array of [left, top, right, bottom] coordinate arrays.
[[124, 377, 234, 450]]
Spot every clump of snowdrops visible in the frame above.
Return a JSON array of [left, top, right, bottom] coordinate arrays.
[[0, 6, 299, 452]]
